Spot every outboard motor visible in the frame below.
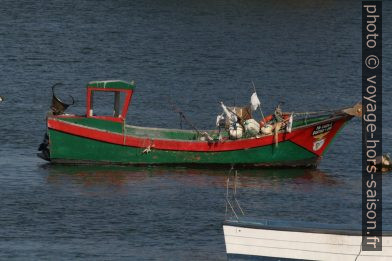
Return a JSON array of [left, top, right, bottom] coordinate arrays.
[[50, 83, 74, 115], [37, 133, 50, 161], [38, 83, 75, 161]]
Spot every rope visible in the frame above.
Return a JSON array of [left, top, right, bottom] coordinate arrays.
[[179, 113, 183, 129], [287, 108, 342, 117]]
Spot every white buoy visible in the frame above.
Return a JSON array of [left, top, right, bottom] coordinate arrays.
[[229, 123, 243, 139], [244, 119, 260, 137], [0, 96, 3, 102], [376, 154, 391, 172], [382, 154, 391, 167], [260, 124, 273, 135]]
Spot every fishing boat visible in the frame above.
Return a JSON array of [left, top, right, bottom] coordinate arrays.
[[38, 80, 361, 166], [223, 218, 392, 260]]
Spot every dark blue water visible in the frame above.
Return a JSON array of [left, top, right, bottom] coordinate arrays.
[[0, 0, 391, 260]]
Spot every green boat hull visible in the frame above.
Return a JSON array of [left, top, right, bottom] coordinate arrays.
[[48, 129, 320, 167]]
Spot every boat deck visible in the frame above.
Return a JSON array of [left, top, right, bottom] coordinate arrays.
[[125, 124, 206, 140], [124, 114, 334, 141]]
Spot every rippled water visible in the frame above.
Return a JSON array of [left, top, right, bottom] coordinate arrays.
[[0, 0, 391, 260]]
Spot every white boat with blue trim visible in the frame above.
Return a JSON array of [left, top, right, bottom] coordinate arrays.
[[222, 170, 390, 261], [223, 218, 392, 260]]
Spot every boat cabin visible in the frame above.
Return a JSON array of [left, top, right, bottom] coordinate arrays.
[[85, 80, 135, 122]]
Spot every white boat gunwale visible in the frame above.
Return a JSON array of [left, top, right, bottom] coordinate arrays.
[[224, 219, 389, 236]]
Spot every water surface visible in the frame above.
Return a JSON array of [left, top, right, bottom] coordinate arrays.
[[0, 0, 391, 260]]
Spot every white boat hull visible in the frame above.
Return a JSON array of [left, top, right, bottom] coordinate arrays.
[[223, 223, 392, 260]]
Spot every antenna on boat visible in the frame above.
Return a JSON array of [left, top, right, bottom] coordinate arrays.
[[225, 166, 239, 220], [234, 170, 244, 215], [225, 172, 230, 216], [225, 165, 245, 220]]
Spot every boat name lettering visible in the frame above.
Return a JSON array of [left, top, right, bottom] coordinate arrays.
[[312, 123, 333, 136]]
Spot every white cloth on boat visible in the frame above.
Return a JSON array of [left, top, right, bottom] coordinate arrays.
[[220, 102, 237, 125], [286, 113, 293, 133], [250, 92, 260, 111], [216, 114, 225, 127]]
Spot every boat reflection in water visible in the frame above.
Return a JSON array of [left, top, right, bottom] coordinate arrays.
[[43, 164, 337, 190]]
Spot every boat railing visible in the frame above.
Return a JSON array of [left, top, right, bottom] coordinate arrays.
[[284, 101, 362, 120]]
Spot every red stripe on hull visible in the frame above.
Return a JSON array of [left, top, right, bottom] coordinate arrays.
[[47, 116, 349, 153]]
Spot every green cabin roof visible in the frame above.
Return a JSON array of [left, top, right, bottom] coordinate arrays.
[[87, 80, 135, 90]]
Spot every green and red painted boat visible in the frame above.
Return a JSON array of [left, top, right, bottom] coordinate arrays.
[[38, 80, 362, 167]]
